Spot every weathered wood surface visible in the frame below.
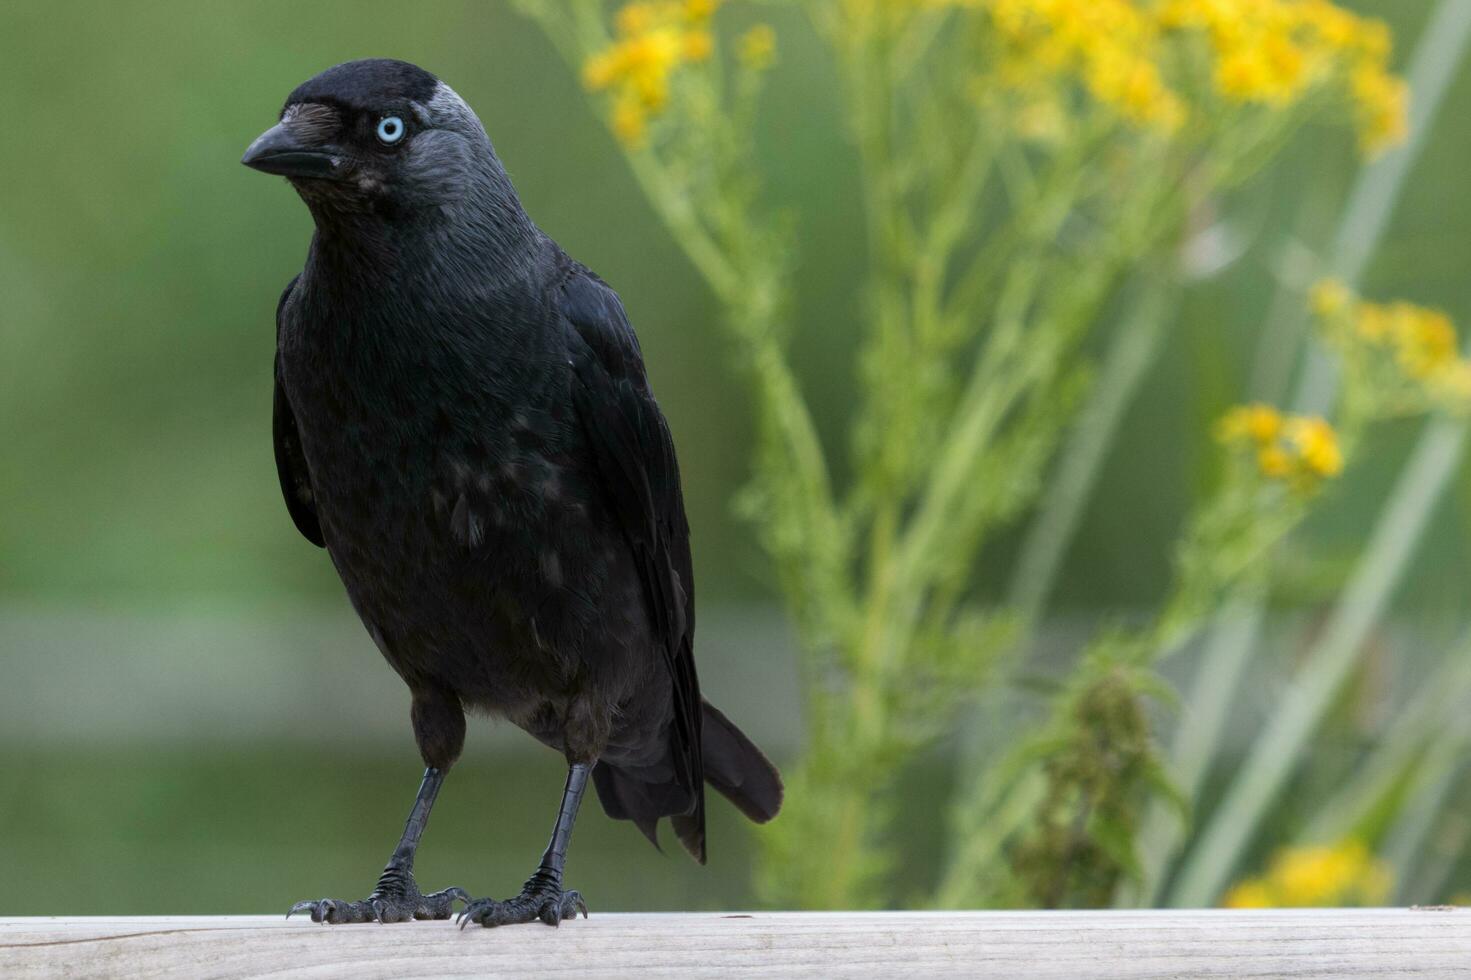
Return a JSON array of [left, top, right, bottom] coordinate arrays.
[[2, 909, 1468, 978]]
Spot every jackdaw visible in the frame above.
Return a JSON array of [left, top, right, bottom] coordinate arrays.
[[242, 58, 782, 928]]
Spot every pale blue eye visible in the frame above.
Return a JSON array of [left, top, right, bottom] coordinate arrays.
[[376, 116, 405, 145]]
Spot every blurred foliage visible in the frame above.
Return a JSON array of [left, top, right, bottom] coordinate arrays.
[[943, 277, 1471, 908], [523, 0, 1471, 913], [4, 0, 1471, 916]]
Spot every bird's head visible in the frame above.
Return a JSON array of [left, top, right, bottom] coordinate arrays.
[[242, 59, 499, 219]]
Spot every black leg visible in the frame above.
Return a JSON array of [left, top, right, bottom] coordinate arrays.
[[538, 762, 589, 882], [288, 767, 468, 924], [458, 762, 592, 928]]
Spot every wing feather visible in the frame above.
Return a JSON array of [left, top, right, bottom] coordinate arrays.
[[272, 276, 325, 548], [559, 268, 704, 853]]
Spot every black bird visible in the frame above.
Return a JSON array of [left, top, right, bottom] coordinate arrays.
[[242, 59, 782, 928]]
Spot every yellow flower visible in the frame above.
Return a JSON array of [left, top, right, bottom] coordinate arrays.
[[1246, 406, 1283, 444], [612, 93, 648, 147], [1222, 839, 1392, 908], [1276, 844, 1359, 904], [738, 24, 777, 71], [1315, 285, 1471, 414], [982, 0, 1185, 134], [683, 30, 714, 62], [1257, 444, 1293, 479], [1217, 403, 1282, 445], [1393, 305, 1457, 380], [1223, 880, 1273, 909], [631, 28, 684, 75], [1139, 0, 1408, 152], [1299, 0, 1362, 52], [1215, 33, 1307, 106], [1310, 278, 1352, 319], [1218, 404, 1343, 487], [585, 2, 721, 143], [1264, 32, 1308, 95], [1089, 51, 1185, 130], [683, 0, 720, 23], [1215, 49, 1271, 102], [583, 29, 682, 96], [1285, 416, 1343, 478], [616, 1, 658, 37], [1353, 18, 1392, 63], [1355, 304, 1390, 342], [582, 51, 621, 91], [1352, 64, 1409, 155]]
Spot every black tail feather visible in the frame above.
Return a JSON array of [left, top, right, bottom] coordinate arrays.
[[670, 811, 706, 864], [592, 700, 782, 864], [591, 762, 679, 853], [700, 701, 783, 824]]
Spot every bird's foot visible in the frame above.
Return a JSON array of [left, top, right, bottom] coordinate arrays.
[[456, 871, 587, 928], [288, 868, 468, 924]]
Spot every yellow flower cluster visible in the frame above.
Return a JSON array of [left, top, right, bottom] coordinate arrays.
[[1217, 403, 1343, 489], [1161, 0, 1406, 151], [1312, 279, 1471, 406], [970, 0, 1406, 152], [1223, 839, 1391, 908], [583, 0, 722, 146], [983, 0, 1186, 131]]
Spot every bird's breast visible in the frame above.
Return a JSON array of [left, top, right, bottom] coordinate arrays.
[[284, 326, 594, 580], [276, 282, 628, 697]]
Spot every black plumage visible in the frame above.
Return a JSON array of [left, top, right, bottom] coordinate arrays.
[[244, 59, 781, 928]]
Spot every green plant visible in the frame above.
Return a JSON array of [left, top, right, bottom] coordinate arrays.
[[512, 0, 1471, 911]]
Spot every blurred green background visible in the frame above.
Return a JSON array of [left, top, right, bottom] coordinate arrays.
[[1, 0, 1469, 913]]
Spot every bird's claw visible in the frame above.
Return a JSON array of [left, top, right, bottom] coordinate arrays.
[[287, 883, 469, 924], [456, 883, 587, 929], [287, 898, 330, 921]]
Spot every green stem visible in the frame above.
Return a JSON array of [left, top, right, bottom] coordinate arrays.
[[1121, 595, 1264, 906], [894, 181, 1171, 646], [1382, 718, 1465, 900], [1169, 416, 1470, 906], [1163, 2, 1471, 906], [1301, 624, 1471, 846], [1386, 731, 1471, 905], [1008, 275, 1177, 626], [935, 769, 1048, 907]]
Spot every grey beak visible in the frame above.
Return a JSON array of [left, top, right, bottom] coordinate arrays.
[[242, 121, 345, 181]]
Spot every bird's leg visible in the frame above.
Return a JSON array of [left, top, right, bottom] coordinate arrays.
[[458, 762, 591, 928], [288, 767, 468, 924]]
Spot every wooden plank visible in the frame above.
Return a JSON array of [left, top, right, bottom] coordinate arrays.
[[1, 909, 1467, 979]]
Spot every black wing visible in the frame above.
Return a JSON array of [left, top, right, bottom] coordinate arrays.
[[559, 268, 704, 852], [272, 276, 325, 548]]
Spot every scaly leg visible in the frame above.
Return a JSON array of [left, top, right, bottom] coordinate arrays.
[[289, 767, 468, 924], [458, 762, 591, 928]]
